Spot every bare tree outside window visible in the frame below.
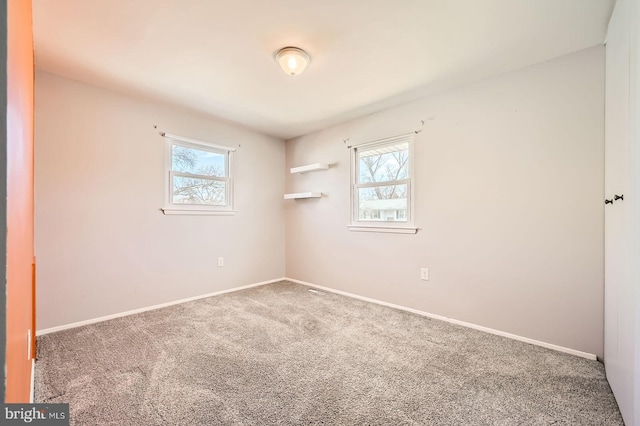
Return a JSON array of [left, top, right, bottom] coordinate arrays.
[[171, 144, 228, 206], [356, 142, 410, 221]]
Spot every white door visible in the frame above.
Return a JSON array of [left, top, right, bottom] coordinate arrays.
[[604, 0, 636, 423]]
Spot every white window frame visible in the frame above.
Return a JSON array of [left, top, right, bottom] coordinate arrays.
[[162, 133, 235, 216], [349, 133, 417, 234]]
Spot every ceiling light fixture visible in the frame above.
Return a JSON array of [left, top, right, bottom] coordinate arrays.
[[275, 47, 311, 76]]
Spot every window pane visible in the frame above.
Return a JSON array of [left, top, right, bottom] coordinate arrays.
[[358, 142, 409, 184], [172, 176, 226, 206], [358, 184, 408, 221], [172, 145, 226, 177]]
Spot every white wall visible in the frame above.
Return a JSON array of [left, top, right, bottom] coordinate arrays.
[[286, 47, 605, 358], [35, 72, 286, 330], [604, 0, 640, 423]]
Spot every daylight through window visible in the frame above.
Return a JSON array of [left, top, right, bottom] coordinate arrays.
[[350, 134, 415, 233], [164, 135, 234, 214]]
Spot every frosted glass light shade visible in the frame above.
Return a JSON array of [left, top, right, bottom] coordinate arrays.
[[275, 47, 310, 76]]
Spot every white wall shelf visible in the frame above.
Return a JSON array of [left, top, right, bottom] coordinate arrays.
[[290, 163, 330, 174], [284, 192, 322, 200]]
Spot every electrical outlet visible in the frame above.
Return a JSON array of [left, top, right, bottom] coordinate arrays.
[[217, 257, 224, 267], [420, 268, 429, 281]]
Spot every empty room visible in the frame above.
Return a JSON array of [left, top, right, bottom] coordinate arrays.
[[3, 0, 639, 424]]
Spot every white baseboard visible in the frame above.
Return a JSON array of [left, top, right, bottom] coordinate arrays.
[[286, 277, 598, 361], [29, 358, 35, 403], [35, 276, 597, 361], [36, 278, 285, 336]]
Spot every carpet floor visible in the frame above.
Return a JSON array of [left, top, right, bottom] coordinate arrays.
[[35, 280, 623, 425]]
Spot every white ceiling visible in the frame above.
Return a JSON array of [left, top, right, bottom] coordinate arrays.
[[33, 0, 615, 140]]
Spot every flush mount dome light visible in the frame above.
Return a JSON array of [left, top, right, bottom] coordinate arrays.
[[275, 47, 311, 76]]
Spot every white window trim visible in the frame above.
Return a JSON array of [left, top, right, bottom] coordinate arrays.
[[349, 133, 417, 234], [162, 134, 236, 216], [347, 225, 418, 234]]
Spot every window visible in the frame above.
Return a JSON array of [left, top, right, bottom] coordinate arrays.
[[163, 134, 235, 215], [349, 134, 416, 233]]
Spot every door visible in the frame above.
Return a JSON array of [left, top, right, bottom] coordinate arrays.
[[5, 0, 35, 402], [604, 0, 636, 424]]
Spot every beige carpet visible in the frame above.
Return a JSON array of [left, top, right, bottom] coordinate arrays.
[[35, 280, 623, 425]]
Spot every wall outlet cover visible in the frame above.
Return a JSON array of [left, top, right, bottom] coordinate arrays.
[[420, 268, 429, 281]]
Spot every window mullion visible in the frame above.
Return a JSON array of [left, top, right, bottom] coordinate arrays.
[[171, 171, 228, 182], [355, 178, 410, 189]]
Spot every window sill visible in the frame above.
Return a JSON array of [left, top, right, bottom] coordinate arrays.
[[348, 225, 418, 234], [161, 208, 236, 216]]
